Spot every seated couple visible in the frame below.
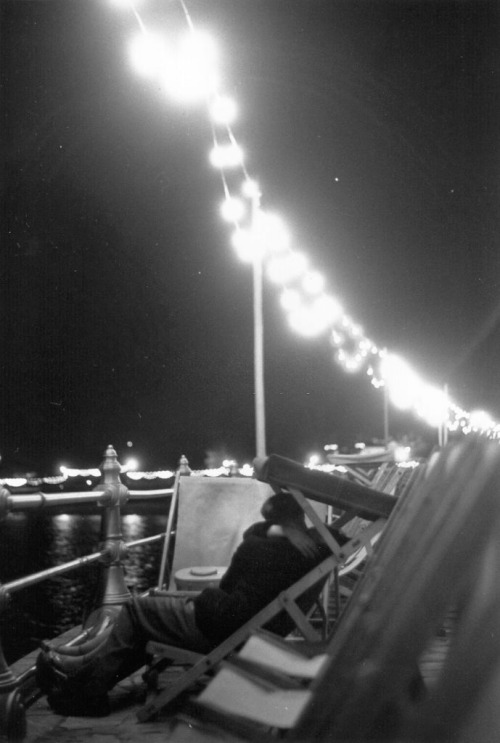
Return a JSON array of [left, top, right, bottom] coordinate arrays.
[[37, 491, 347, 717]]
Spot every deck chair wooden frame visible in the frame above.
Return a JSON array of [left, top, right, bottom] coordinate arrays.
[[137, 457, 395, 723], [290, 438, 500, 742]]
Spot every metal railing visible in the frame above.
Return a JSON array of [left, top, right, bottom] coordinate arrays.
[[0, 445, 180, 741]]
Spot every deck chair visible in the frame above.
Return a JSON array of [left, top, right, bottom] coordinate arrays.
[[179, 439, 500, 742], [137, 457, 395, 723], [155, 475, 274, 592], [142, 475, 274, 683]]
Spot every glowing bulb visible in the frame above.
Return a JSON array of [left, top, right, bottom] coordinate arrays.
[[313, 295, 342, 325], [123, 457, 139, 471], [394, 446, 411, 462], [182, 30, 217, 68], [210, 95, 237, 125], [266, 251, 308, 284], [343, 354, 364, 373], [209, 143, 244, 168], [162, 31, 219, 103], [469, 410, 493, 431], [220, 196, 246, 222], [254, 212, 290, 254], [330, 330, 344, 346], [287, 297, 336, 337], [302, 271, 325, 295], [380, 354, 422, 411], [416, 385, 449, 428], [129, 32, 170, 78], [242, 179, 261, 200], [288, 307, 320, 337], [231, 228, 259, 262], [280, 289, 301, 311]]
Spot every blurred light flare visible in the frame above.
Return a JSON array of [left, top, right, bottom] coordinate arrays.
[[231, 228, 259, 263], [128, 31, 170, 78], [469, 410, 494, 431], [415, 385, 449, 428], [266, 251, 308, 284], [165, 30, 219, 103], [380, 354, 422, 410], [209, 142, 244, 168], [314, 295, 342, 324], [280, 288, 301, 312], [210, 95, 237, 125], [122, 457, 139, 472], [307, 453, 322, 467], [394, 446, 411, 463], [241, 179, 261, 200], [163, 63, 219, 104], [288, 296, 339, 338], [220, 196, 246, 222], [254, 212, 290, 255], [302, 271, 325, 295]]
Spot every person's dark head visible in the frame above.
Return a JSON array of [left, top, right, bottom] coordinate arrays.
[[261, 491, 306, 526]]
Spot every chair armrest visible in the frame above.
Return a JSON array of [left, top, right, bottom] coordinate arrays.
[[146, 641, 204, 666], [148, 588, 201, 598]]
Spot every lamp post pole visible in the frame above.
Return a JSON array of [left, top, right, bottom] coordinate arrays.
[[252, 192, 266, 458]]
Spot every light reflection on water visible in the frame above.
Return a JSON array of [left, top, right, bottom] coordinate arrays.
[[0, 512, 166, 663]]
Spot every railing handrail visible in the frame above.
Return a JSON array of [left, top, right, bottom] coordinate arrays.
[[1, 534, 166, 596], [0, 487, 173, 518]]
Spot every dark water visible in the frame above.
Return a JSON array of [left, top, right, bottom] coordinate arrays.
[[0, 512, 167, 664]]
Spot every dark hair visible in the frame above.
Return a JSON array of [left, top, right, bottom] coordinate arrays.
[[261, 491, 305, 524]]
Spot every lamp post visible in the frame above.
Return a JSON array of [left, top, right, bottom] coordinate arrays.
[[251, 191, 266, 458]]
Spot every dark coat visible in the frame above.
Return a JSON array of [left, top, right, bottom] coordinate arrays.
[[193, 521, 334, 644]]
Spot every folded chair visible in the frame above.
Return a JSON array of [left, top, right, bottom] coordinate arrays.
[[181, 439, 500, 743], [137, 457, 395, 723]]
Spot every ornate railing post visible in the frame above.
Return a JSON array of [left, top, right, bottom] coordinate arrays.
[[0, 485, 25, 740], [0, 544, 26, 741], [178, 454, 191, 476], [86, 445, 131, 624]]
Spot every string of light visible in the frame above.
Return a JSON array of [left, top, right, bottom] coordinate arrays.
[[0, 462, 254, 488], [108, 0, 500, 441]]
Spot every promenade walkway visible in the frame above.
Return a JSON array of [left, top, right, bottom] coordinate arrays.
[[11, 614, 454, 743]]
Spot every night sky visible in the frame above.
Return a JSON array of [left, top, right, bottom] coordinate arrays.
[[1, 0, 498, 474]]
